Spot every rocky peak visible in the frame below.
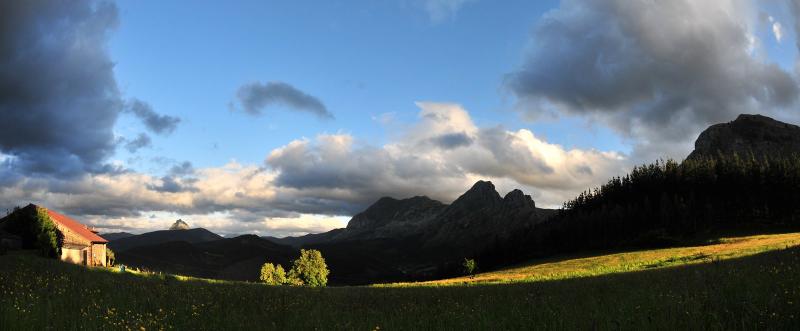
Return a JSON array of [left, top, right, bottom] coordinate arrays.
[[503, 189, 535, 210], [169, 219, 190, 230], [442, 181, 503, 218], [346, 196, 445, 230], [687, 114, 800, 161]]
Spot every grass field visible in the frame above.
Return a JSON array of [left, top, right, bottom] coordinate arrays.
[[383, 232, 800, 286], [1, 233, 799, 330]]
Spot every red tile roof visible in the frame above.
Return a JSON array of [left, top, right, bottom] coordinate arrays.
[[45, 209, 108, 244]]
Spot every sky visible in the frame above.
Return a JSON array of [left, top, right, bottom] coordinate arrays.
[[1, 0, 800, 237]]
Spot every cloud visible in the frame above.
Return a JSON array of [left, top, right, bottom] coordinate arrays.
[[0, 1, 122, 177], [0, 103, 626, 235], [233, 81, 332, 119], [169, 161, 195, 176], [127, 99, 180, 135], [506, 0, 799, 162], [267, 102, 625, 208], [124, 133, 152, 153], [428, 132, 473, 149], [768, 16, 784, 42], [146, 175, 197, 193], [421, 0, 475, 23]]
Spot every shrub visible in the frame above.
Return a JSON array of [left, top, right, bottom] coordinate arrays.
[[106, 248, 115, 267], [259, 263, 287, 285], [462, 258, 477, 277], [34, 207, 61, 258], [289, 249, 329, 287], [2, 205, 62, 258]]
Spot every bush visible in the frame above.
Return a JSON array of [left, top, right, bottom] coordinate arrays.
[[259, 263, 286, 285], [34, 207, 61, 258], [106, 248, 115, 267], [289, 249, 329, 287], [258, 250, 330, 287], [462, 258, 477, 277], [2, 205, 62, 258]]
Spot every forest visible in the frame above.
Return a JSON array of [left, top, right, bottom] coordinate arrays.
[[478, 154, 800, 269]]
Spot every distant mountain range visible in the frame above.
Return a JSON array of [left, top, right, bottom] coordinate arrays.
[[111, 181, 554, 284], [109, 228, 222, 252], [111, 114, 800, 285]]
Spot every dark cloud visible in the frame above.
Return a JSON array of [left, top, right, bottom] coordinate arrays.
[[506, 0, 799, 161], [127, 99, 180, 135], [0, 0, 122, 177], [146, 176, 197, 193], [234, 81, 333, 119], [429, 132, 473, 149], [124, 133, 152, 153], [789, 0, 800, 52], [169, 161, 195, 176]]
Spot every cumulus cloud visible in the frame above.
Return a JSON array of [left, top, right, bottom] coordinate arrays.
[[507, 0, 799, 162], [0, 1, 122, 177], [233, 81, 332, 119], [420, 0, 475, 23], [124, 133, 152, 153], [0, 103, 625, 235], [267, 102, 625, 208], [126, 99, 181, 135]]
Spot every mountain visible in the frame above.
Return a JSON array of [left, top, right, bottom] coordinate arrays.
[[169, 219, 190, 230], [116, 235, 297, 281], [423, 182, 551, 254], [108, 228, 222, 252], [100, 232, 135, 241], [115, 181, 554, 285], [686, 114, 800, 161], [264, 181, 555, 284]]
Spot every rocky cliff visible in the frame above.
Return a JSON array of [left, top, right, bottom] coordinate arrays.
[[686, 114, 800, 161]]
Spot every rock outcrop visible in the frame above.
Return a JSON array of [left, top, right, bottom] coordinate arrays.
[[169, 219, 190, 230], [346, 196, 445, 231], [686, 114, 800, 161]]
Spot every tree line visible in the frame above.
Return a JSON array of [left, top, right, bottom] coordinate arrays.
[[477, 154, 800, 269]]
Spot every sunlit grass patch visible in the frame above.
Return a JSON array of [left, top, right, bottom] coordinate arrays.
[[384, 232, 800, 287]]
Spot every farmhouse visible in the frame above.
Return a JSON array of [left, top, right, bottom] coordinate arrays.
[[0, 204, 108, 266], [45, 208, 109, 267]]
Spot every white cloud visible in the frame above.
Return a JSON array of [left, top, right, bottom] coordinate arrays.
[[1, 103, 626, 235], [773, 21, 784, 42]]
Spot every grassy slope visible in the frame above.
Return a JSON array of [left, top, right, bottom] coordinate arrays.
[[384, 232, 800, 286], [0, 234, 798, 330]]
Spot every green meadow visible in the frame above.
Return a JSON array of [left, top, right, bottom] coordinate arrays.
[[2, 233, 800, 330]]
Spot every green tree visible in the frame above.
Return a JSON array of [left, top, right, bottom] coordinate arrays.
[[462, 258, 477, 278], [33, 207, 61, 258], [106, 248, 116, 267], [289, 249, 329, 287], [259, 263, 287, 285]]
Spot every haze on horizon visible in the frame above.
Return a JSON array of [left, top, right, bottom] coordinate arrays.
[[2, 0, 800, 237]]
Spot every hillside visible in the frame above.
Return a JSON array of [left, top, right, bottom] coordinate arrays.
[[116, 235, 297, 281], [386, 232, 800, 286], [99, 232, 135, 241], [2, 233, 799, 329], [108, 228, 222, 252]]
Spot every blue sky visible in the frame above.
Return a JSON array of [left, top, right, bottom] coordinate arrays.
[[2, 0, 799, 236], [109, 0, 635, 173]]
